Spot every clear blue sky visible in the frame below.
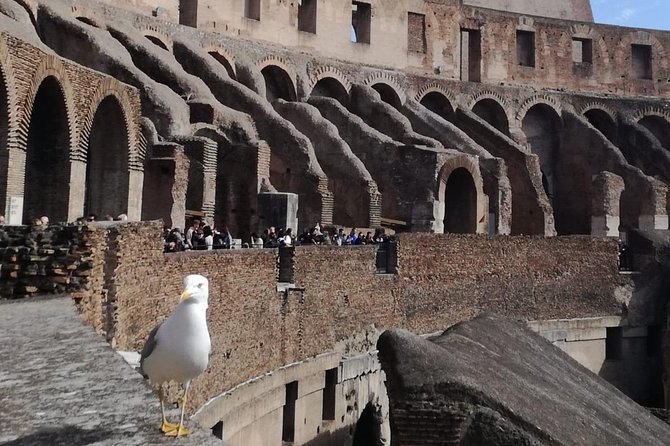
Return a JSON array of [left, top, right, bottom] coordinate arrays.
[[591, 0, 669, 30]]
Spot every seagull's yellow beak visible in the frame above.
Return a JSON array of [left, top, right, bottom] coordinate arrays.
[[180, 289, 193, 301]]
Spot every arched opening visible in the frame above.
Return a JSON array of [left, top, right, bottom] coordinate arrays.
[[24, 76, 71, 223], [522, 104, 561, 201], [352, 402, 383, 446], [419, 91, 454, 121], [208, 51, 236, 80], [261, 65, 296, 102], [443, 168, 477, 234], [86, 96, 129, 219], [75, 16, 99, 28], [584, 109, 617, 144], [310, 77, 349, 105], [371, 83, 401, 109], [145, 35, 169, 51], [472, 98, 510, 136], [639, 115, 670, 150]]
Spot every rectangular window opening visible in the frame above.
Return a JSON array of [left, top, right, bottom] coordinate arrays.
[[282, 381, 299, 442], [244, 0, 260, 20], [352, 1, 371, 44], [178, 0, 198, 27], [322, 368, 337, 421], [572, 38, 592, 64], [516, 30, 535, 68], [647, 325, 663, 357], [632, 43, 652, 79], [606, 327, 623, 361], [407, 12, 426, 53], [460, 28, 481, 82], [298, 0, 317, 34]]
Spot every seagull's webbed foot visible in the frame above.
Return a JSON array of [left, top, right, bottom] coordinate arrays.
[[160, 420, 180, 433], [164, 424, 192, 437]]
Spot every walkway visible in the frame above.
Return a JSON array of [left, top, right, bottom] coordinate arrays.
[[0, 296, 218, 445]]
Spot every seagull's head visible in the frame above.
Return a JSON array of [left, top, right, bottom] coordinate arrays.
[[180, 274, 209, 306]]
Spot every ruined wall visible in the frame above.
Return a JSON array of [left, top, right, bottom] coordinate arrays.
[[463, 0, 594, 21], [61, 222, 624, 414]]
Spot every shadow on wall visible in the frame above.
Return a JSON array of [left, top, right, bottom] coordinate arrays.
[[1, 425, 121, 446], [300, 402, 385, 446]]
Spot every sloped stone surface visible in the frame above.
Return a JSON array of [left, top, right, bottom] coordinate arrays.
[[378, 313, 670, 445]]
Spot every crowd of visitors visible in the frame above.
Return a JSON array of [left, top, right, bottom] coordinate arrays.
[[163, 220, 394, 253]]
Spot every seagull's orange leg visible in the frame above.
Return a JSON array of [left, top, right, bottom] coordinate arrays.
[[165, 382, 192, 437], [159, 384, 179, 433]]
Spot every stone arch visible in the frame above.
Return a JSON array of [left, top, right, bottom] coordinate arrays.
[[23, 75, 73, 223], [370, 83, 402, 109], [18, 56, 77, 155], [418, 91, 455, 121], [471, 96, 511, 136], [85, 95, 130, 218], [308, 66, 352, 93], [436, 157, 483, 234], [582, 106, 617, 144], [79, 81, 142, 170], [205, 46, 237, 80], [516, 96, 562, 125], [638, 114, 670, 150], [71, 4, 103, 28], [364, 74, 405, 105], [258, 59, 297, 102], [141, 26, 173, 51], [310, 77, 350, 105]]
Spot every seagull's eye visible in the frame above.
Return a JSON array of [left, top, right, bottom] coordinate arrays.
[[198, 283, 204, 288]]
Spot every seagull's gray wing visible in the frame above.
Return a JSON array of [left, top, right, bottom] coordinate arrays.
[[139, 322, 162, 378]]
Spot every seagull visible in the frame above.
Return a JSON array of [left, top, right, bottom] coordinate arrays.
[[139, 274, 211, 437]]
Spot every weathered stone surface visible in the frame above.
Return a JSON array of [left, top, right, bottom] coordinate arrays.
[[0, 296, 217, 445], [377, 313, 670, 445]]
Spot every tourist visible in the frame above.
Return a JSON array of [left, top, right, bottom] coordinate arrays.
[[115, 214, 128, 221], [0, 214, 5, 225], [203, 225, 214, 250], [40, 216, 49, 226], [334, 228, 345, 246], [103, 214, 114, 221], [365, 232, 374, 244], [347, 228, 358, 245], [282, 228, 293, 247], [251, 232, 264, 248], [185, 219, 201, 249], [32, 217, 42, 227]]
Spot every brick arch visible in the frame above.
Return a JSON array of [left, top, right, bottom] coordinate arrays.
[[363, 73, 406, 105], [202, 44, 237, 79], [436, 156, 484, 234], [0, 35, 19, 151], [141, 26, 173, 52], [467, 91, 511, 116], [70, 4, 103, 28], [307, 66, 352, 93], [578, 102, 618, 121], [18, 56, 77, 155], [256, 56, 297, 84], [570, 23, 609, 64], [414, 83, 456, 108], [631, 107, 670, 124], [79, 82, 143, 170], [615, 30, 668, 72], [515, 95, 562, 125]]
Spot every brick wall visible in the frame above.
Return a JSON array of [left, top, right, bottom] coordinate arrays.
[[3, 222, 623, 413], [0, 224, 98, 298]]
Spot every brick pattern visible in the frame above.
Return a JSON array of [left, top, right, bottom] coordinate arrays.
[[407, 12, 427, 54], [0, 224, 98, 298], [1, 222, 623, 414]]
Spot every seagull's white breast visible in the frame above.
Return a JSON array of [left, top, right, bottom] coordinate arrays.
[[142, 302, 211, 385]]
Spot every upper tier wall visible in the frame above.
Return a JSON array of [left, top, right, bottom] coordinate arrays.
[[463, 0, 593, 21], [85, 0, 669, 98]]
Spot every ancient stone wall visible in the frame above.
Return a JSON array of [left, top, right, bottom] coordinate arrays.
[[0, 224, 97, 297], [0, 31, 144, 223], [47, 221, 624, 414]]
